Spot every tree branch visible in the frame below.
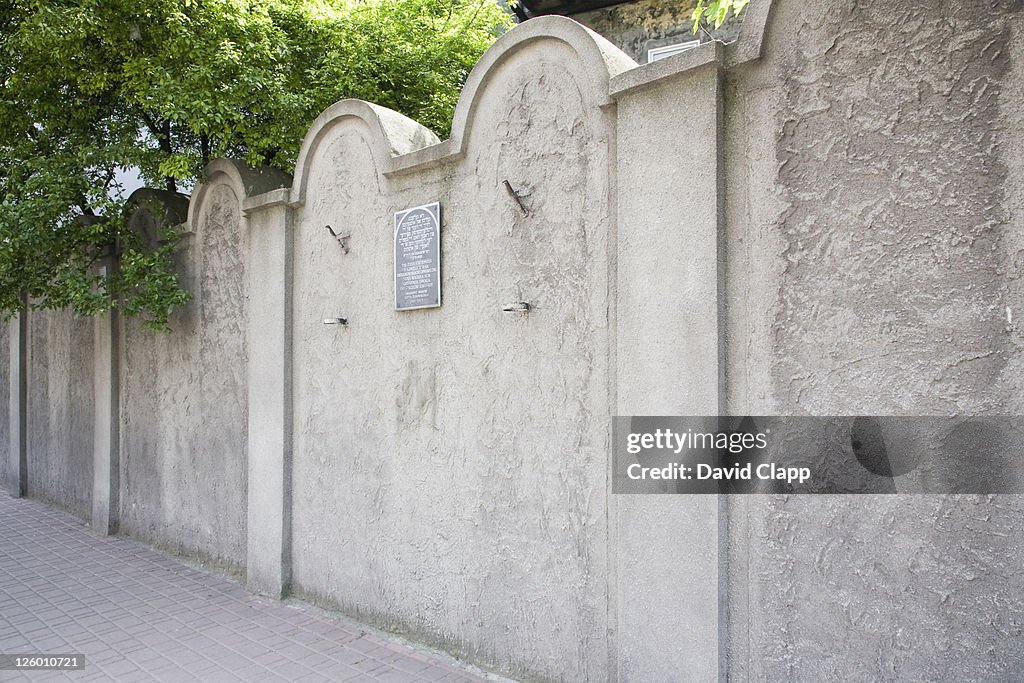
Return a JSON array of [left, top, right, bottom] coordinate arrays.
[[77, 200, 96, 217], [162, 119, 176, 192], [138, 109, 166, 146]]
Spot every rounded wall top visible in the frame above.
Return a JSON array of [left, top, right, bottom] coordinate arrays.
[[290, 100, 440, 206], [453, 15, 637, 118], [125, 188, 190, 226], [289, 16, 639, 196], [125, 188, 191, 251], [187, 159, 292, 228]]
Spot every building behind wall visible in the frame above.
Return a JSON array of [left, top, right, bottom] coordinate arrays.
[[516, 0, 742, 63]]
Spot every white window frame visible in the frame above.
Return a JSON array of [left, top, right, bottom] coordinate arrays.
[[647, 40, 702, 63]]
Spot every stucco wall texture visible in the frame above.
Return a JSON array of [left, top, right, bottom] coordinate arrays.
[[724, 2, 1024, 681], [290, 41, 615, 681], [118, 182, 249, 572], [0, 321, 8, 489], [10, 1, 1024, 680], [25, 310, 93, 520]]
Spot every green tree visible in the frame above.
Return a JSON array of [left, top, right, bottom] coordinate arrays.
[[0, 0, 511, 329], [691, 0, 750, 32]]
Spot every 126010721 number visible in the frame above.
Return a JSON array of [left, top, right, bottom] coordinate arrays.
[[0, 654, 85, 670]]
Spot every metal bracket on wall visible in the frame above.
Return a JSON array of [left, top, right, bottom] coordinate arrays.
[[502, 302, 532, 313], [325, 225, 351, 254], [322, 317, 348, 326], [503, 180, 529, 217]]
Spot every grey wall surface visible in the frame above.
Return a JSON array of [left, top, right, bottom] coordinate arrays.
[[118, 183, 249, 572], [0, 321, 8, 489], [12, 2, 1024, 681], [725, 0, 1022, 416], [288, 31, 618, 681], [612, 55, 725, 682], [25, 310, 93, 519], [722, 1, 1024, 681]]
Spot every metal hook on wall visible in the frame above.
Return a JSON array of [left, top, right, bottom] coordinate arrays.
[[325, 225, 351, 254], [503, 180, 529, 217]]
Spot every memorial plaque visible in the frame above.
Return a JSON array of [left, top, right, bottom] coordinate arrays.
[[394, 201, 441, 310]]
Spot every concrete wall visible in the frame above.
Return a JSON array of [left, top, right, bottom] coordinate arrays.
[[12, 2, 1024, 681], [24, 310, 93, 519], [725, 0, 1022, 416], [612, 49, 725, 683], [0, 320, 8, 489], [117, 185, 251, 572], [287, 25, 621, 679], [722, 2, 1024, 680]]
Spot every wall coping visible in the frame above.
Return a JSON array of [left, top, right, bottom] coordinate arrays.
[[287, 16, 638, 196], [188, 159, 292, 225]]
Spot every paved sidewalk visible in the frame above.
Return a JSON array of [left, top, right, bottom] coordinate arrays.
[[0, 491, 495, 682]]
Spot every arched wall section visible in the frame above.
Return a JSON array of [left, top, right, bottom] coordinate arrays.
[[118, 176, 252, 570], [287, 19, 628, 682]]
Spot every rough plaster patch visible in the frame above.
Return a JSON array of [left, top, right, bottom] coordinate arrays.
[[727, 3, 1024, 682], [771, 0, 1019, 415], [738, 495, 1024, 682]]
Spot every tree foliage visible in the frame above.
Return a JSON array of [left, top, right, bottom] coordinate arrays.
[[0, 0, 511, 329], [691, 0, 750, 33]]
